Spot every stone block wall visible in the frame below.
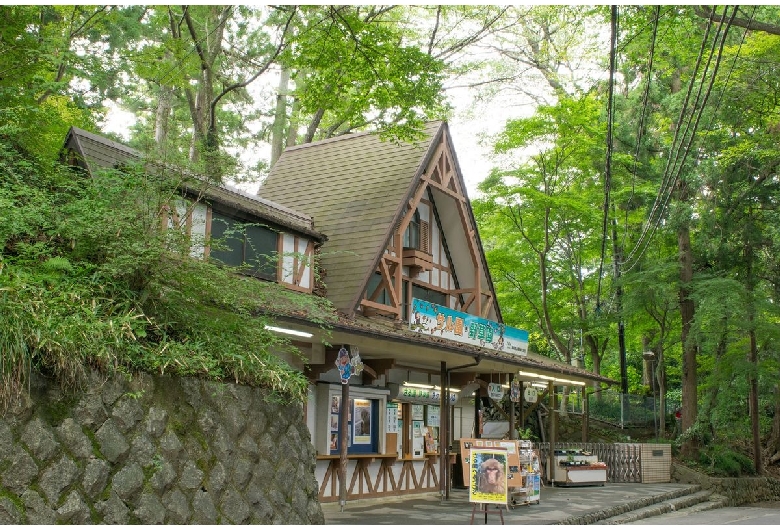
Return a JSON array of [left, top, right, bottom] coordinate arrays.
[[672, 463, 780, 506], [0, 371, 324, 524]]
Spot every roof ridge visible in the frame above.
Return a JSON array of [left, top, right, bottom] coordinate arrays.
[[283, 120, 444, 153]]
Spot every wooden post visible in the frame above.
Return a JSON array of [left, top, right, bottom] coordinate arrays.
[[548, 381, 555, 485], [519, 380, 525, 432], [509, 374, 516, 440], [439, 361, 447, 500], [582, 387, 589, 443], [339, 378, 349, 510]]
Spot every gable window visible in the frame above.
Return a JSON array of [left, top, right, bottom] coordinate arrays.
[[411, 284, 447, 308], [403, 209, 420, 250], [210, 211, 278, 281]]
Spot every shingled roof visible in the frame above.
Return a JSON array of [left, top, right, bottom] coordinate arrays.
[[259, 122, 457, 314], [62, 127, 324, 240]]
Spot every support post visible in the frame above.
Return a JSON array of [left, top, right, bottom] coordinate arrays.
[[547, 381, 555, 485], [439, 361, 448, 501], [339, 378, 349, 510]]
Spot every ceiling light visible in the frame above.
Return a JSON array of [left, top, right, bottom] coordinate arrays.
[[264, 325, 313, 338], [531, 383, 548, 389], [404, 382, 434, 389], [517, 371, 540, 378]]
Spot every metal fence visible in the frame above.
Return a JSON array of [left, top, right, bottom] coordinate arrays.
[[587, 389, 680, 429], [536, 442, 644, 483]]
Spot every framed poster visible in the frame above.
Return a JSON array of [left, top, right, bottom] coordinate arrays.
[[353, 398, 372, 444], [468, 447, 508, 505], [411, 404, 424, 421]]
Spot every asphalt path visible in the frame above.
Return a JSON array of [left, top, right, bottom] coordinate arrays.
[[623, 501, 780, 525]]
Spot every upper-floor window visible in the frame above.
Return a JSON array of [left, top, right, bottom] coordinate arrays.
[[403, 209, 421, 250], [210, 211, 278, 281]]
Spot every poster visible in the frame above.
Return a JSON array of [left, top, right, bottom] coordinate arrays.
[[386, 403, 399, 434], [411, 404, 424, 421], [426, 405, 440, 427], [468, 447, 508, 505], [330, 396, 340, 413], [330, 414, 338, 431], [353, 398, 372, 443]]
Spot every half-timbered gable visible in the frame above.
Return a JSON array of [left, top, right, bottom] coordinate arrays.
[[259, 121, 499, 322], [61, 127, 324, 292]]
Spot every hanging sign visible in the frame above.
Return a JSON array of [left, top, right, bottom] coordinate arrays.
[[510, 378, 521, 403], [487, 382, 504, 401], [335, 345, 364, 384], [524, 386, 538, 403]]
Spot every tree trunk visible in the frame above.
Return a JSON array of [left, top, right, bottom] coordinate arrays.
[[678, 224, 698, 458], [270, 68, 291, 166], [154, 83, 173, 149]]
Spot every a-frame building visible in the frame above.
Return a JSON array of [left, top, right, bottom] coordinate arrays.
[[260, 121, 615, 502]]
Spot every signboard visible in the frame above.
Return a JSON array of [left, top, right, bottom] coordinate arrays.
[[409, 298, 528, 356], [524, 386, 538, 404], [397, 385, 458, 405], [386, 403, 399, 434], [468, 447, 508, 505], [487, 382, 504, 401], [426, 405, 440, 427], [460, 438, 523, 490]]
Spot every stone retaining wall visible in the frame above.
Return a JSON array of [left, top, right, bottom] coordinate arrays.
[[0, 371, 324, 524], [672, 463, 780, 506]]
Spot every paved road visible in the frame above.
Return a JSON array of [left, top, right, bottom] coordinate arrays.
[[322, 486, 780, 525], [625, 502, 780, 525]]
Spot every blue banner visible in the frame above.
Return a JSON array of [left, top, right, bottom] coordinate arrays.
[[409, 298, 528, 356]]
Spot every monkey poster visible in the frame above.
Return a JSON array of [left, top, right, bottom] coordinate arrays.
[[468, 447, 508, 504]]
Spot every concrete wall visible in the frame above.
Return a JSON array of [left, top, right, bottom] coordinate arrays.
[[0, 371, 324, 524]]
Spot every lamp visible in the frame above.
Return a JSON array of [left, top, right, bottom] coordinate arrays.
[[263, 325, 313, 338]]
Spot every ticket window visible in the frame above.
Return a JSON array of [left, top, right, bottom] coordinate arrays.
[[328, 396, 379, 455]]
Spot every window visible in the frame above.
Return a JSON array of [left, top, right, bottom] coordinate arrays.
[[411, 284, 447, 308], [210, 211, 278, 280], [404, 209, 421, 249]]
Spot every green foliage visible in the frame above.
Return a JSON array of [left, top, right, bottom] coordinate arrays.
[[0, 133, 336, 408], [698, 445, 756, 477]]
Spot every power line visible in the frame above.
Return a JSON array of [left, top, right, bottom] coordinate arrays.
[[620, 6, 738, 273]]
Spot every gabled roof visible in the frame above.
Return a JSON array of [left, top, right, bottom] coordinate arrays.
[[259, 121, 500, 318], [62, 127, 325, 241]]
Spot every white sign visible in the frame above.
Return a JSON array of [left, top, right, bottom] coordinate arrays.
[[386, 403, 398, 434], [426, 405, 440, 427], [524, 386, 538, 403], [488, 382, 504, 401]]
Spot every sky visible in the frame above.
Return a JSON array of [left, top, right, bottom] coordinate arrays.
[[102, 85, 520, 200]]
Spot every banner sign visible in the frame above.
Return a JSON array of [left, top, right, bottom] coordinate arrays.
[[409, 298, 528, 356], [398, 385, 458, 405]]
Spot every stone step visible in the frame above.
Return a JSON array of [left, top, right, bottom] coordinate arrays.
[[595, 490, 726, 525], [553, 484, 704, 525]]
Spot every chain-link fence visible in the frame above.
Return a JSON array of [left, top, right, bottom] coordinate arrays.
[[587, 388, 679, 429]]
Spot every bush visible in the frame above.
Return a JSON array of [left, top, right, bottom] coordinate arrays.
[[698, 445, 756, 477]]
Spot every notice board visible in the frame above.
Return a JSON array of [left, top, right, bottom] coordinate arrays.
[[459, 438, 523, 489]]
